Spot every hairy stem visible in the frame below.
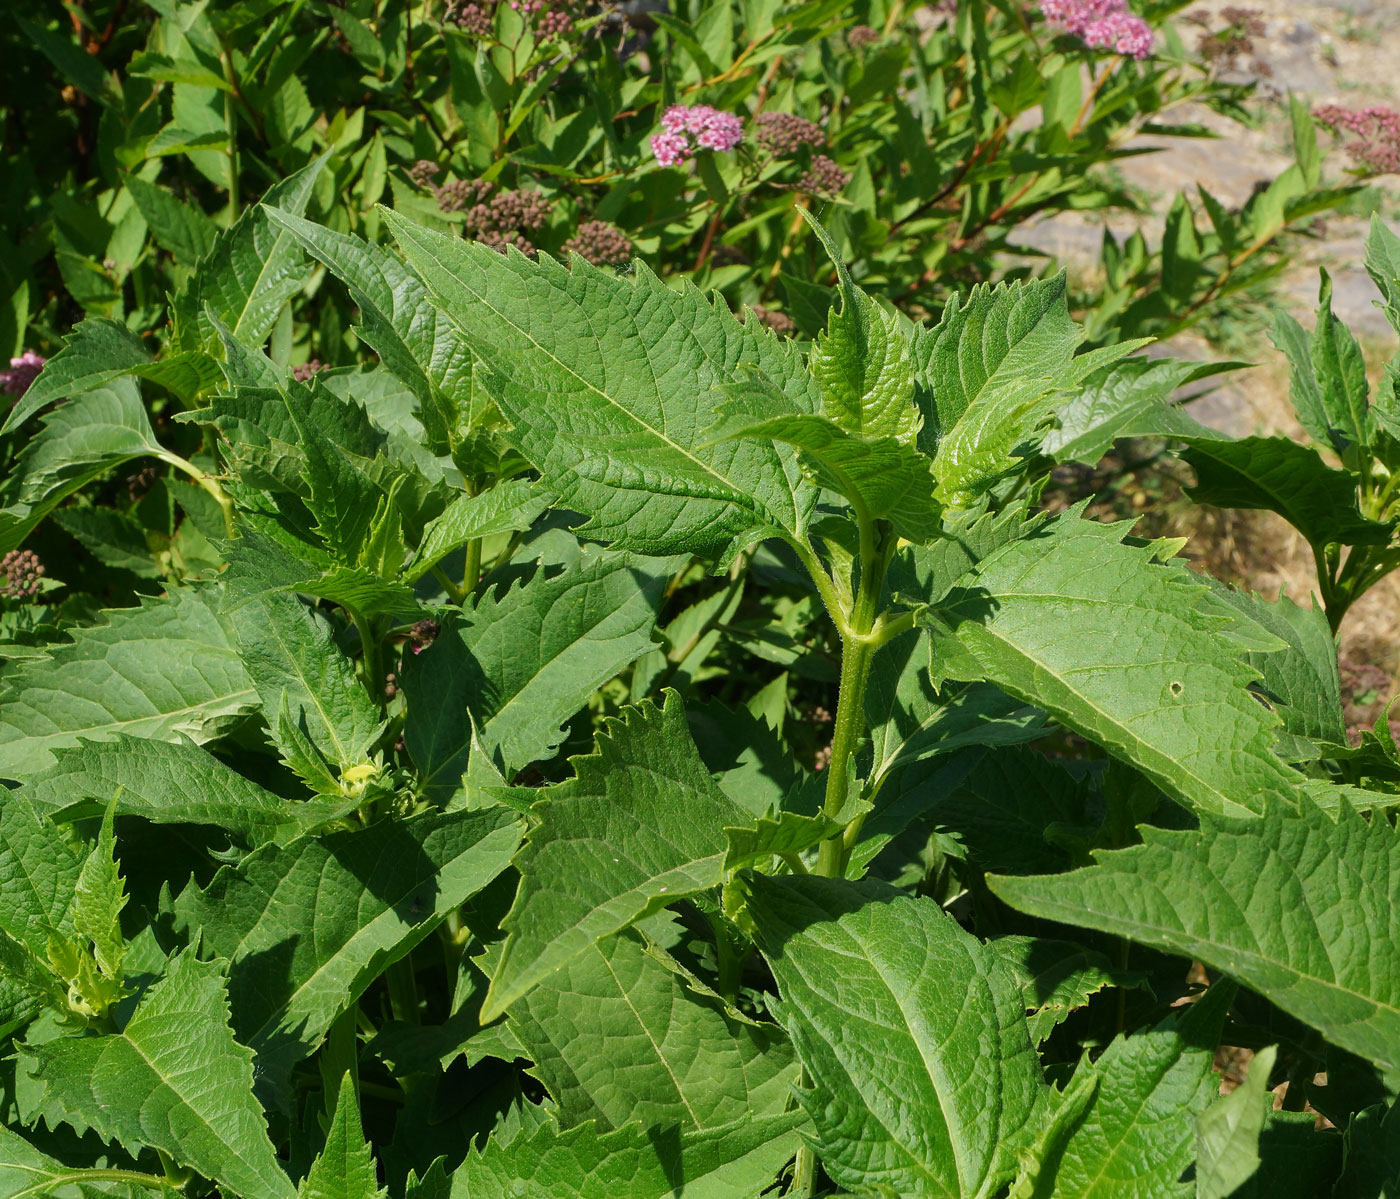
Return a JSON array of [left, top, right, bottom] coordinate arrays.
[[463, 536, 483, 595], [352, 608, 386, 707]]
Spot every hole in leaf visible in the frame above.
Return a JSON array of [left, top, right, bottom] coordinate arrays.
[[1169, 681, 1183, 697]]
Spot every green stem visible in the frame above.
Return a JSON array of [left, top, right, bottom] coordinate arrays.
[[463, 536, 483, 596], [386, 955, 421, 1024], [156, 450, 235, 538], [709, 912, 743, 1005], [431, 564, 467, 604], [46, 1167, 183, 1192], [351, 608, 386, 706], [220, 47, 239, 224]]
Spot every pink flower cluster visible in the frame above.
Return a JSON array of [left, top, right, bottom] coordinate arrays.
[[2, 351, 45, 398], [1039, 0, 1153, 59], [1314, 105, 1400, 175], [651, 105, 743, 167]]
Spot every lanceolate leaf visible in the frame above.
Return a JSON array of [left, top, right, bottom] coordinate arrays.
[[932, 512, 1300, 817], [990, 796, 1400, 1072], [22, 737, 349, 844], [1017, 983, 1235, 1199], [484, 691, 749, 1021], [988, 936, 1146, 1044], [383, 210, 819, 556], [748, 874, 1045, 1199], [1196, 1044, 1277, 1199], [174, 808, 521, 1106], [506, 929, 795, 1131], [1181, 436, 1389, 549], [406, 479, 554, 581], [412, 1112, 807, 1199], [25, 949, 296, 1199], [0, 794, 83, 964], [458, 549, 665, 778], [299, 1072, 387, 1199], [0, 589, 256, 778]]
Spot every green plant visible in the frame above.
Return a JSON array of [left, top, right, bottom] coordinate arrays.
[[0, 187, 1398, 1196]]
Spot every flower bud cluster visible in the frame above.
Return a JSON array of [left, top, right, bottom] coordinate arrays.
[[747, 305, 796, 336], [409, 618, 441, 653], [444, 0, 494, 36], [436, 177, 495, 213], [793, 155, 849, 196], [2, 350, 45, 398], [847, 25, 882, 49], [1315, 105, 1400, 176], [291, 359, 327, 383], [1, 549, 44, 601], [651, 105, 744, 167], [564, 220, 634, 265], [409, 159, 441, 188], [1039, 0, 1153, 59], [753, 112, 824, 157]]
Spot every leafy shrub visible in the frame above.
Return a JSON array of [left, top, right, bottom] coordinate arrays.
[[0, 167, 1398, 1193]]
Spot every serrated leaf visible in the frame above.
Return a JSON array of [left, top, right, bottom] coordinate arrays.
[[1270, 312, 1335, 450], [484, 691, 749, 1021], [226, 592, 383, 775], [1366, 213, 1400, 339], [989, 796, 1400, 1073], [706, 381, 940, 542], [1196, 1044, 1276, 1199], [0, 1121, 171, 1197], [1043, 357, 1229, 466], [71, 801, 126, 981], [406, 480, 554, 582], [25, 949, 296, 1199], [507, 928, 795, 1131], [723, 810, 839, 877], [748, 873, 1045, 1199], [988, 936, 1147, 1044], [803, 213, 918, 443], [125, 175, 219, 268], [932, 512, 1301, 816], [1016, 984, 1234, 1199], [0, 589, 257, 778], [174, 808, 521, 1106], [299, 1072, 387, 1199], [0, 794, 84, 966], [1311, 269, 1372, 453], [384, 209, 819, 555], [1182, 436, 1389, 549], [174, 154, 327, 351], [22, 737, 349, 844], [457, 550, 664, 778], [0, 380, 164, 554], [2, 320, 150, 432], [262, 210, 491, 459], [412, 1112, 806, 1199]]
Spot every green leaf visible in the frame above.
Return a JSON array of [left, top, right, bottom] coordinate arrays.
[[71, 800, 127, 982], [988, 936, 1146, 1044], [299, 1072, 387, 1199], [932, 512, 1300, 817], [706, 381, 941, 542], [0, 1122, 173, 1197], [1015, 983, 1234, 1199], [802, 213, 919, 443], [1365, 213, 1400, 338], [383, 209, 819, 556], [1311, 269, 1372, 453], [175, 154, 327, 351], [406, 480, 554, 582], [1196, 1044, 1277, 1199], [413, 1112, 806, 1199], [226, 592, 383, 775], [0, 380, 165, 553], [2, 319, 150, 432], [1270, 313, 1334, 449], [456, 549, 664, 778], [22, 737, 349, 844], [506, 928, 795, 1131], [174, 808, 521, 1105], [25, 948, 296, 1199], [484, 691, 749, 1021], [0, 589, 257, 778], [747, 874, 1045, 1199], [989, 796, 1400, 1073], [1181, 435, 1389, 549], [1042, 357, 1229, 466], [0, 794, 84, 966], [125, 175, 219, 268], [261, 210, 491, 460], [1336, 1100, 1400, 1198]]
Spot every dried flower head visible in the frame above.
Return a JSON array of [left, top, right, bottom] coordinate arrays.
[[793, 154, 849, 196], [650, 104, 743, 166], [3, 350, 46, 398], [748, 305, 796, 336], [1038, 0, 1153, 59], [1, 549, 44, 601], [564, 220, 633, 265], [754, 111, 824, 157]]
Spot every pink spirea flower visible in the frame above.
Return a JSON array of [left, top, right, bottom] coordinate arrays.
[[651, 104, 743, 166], [1038, 0, 1153, 59], [2, 351, 45, 398]]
